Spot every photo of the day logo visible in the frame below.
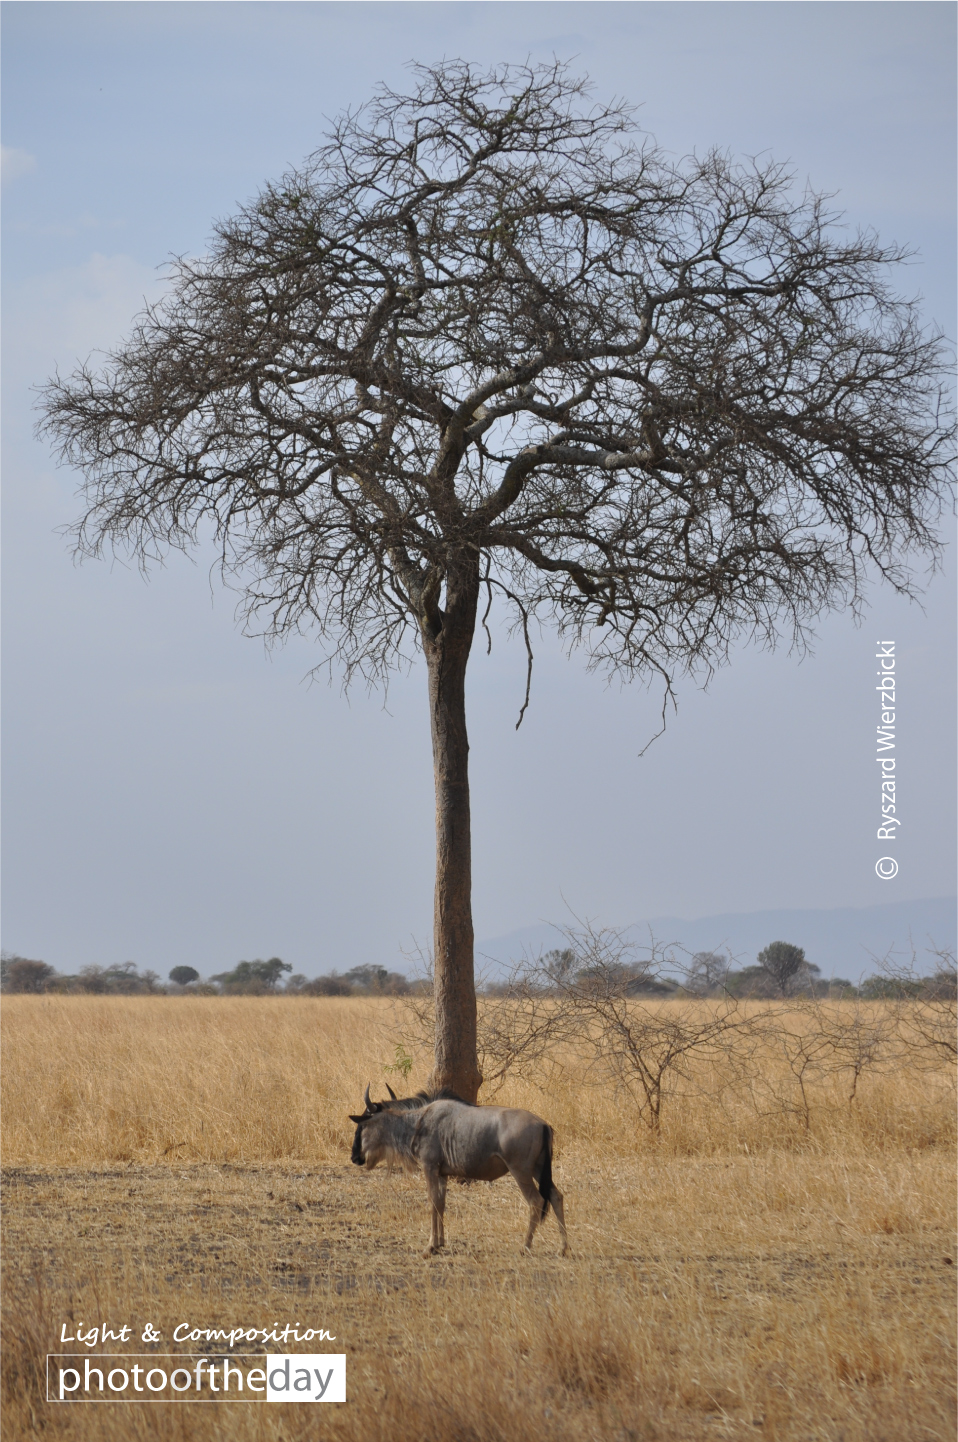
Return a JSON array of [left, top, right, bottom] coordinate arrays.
[[266, 1354, 346, 1402]]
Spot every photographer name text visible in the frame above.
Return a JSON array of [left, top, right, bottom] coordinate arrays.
[[874, 641, 899, 881]]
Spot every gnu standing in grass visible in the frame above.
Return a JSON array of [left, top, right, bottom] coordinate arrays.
[[349, 1085, 569, 1257], [38, 61, 955, 1103]]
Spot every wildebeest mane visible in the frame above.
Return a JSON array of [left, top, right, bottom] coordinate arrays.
[[392, 1087, 474, 1109], [370, 1086, 475, 1113]]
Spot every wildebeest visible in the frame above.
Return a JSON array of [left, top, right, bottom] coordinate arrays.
[[349, 1085, 569, 1258]]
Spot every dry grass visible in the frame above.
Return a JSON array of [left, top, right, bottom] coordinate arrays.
[[2, 996, 955, 1441]]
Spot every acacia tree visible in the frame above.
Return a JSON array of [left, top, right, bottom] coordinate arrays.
[[756, 940, 814, 996], [687, 951, 732, 995], [39, 62, 953, 1100]]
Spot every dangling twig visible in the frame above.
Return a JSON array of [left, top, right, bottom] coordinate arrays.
[[482, 573, 535, 728], [480, 568, 494, 656], [637, 666, 677, 757], [515, 604, 534, 730]]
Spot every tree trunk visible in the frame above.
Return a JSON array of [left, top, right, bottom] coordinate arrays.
[[422, 560, 483, 1102]]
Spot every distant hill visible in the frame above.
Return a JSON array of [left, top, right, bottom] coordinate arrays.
[[475, 897, 956, 983]]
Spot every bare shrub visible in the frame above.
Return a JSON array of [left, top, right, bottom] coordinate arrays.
[[812, 997, 897, 1107], [473, 971, 577, 1094], [745, 1002, 841, 1132], [866, 944, 958, 1068], [513, 924, 747, 1135], [389, 948, 577, 1095]]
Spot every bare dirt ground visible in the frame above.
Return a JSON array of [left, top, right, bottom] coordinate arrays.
[[4, 1153, 955, 1442]]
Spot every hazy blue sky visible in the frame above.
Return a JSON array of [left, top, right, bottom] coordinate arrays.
[[3, 2, 955, 978]]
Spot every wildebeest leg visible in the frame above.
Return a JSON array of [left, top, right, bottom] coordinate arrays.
[[547, 1185, 570, 1257], [435, 1176, 447, 1248], [422, 1169, 446, 1257], [508, 1169, 548, 1254]]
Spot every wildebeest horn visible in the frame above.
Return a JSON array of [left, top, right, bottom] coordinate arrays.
[[385, 1082, 397, 1100], [363, 1083, 372, 1111]]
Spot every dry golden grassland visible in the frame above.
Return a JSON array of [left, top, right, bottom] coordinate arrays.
[[2, 996, 955, 1442]]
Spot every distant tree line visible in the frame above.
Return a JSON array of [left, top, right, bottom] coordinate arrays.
[[1, 940, 953, 1003], [479, 941, 952, 1003], [0, 953, 425, 997], [0, 957, 165, 995]]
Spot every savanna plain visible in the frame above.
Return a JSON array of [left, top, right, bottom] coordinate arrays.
[[2, 996, 955, 1442]]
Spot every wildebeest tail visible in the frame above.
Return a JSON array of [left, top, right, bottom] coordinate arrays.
[[537, 1124, 553, 1218]]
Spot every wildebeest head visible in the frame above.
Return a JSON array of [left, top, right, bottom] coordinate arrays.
[[347, 1084, 467, 1168], [348, 1082, 398, 1167]]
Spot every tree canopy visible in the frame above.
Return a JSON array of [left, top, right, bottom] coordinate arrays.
[[210, 957, 292, 993], [757, 940, 817, 995], [41, 60, 952, 692], [169, 965, 200, 987]]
